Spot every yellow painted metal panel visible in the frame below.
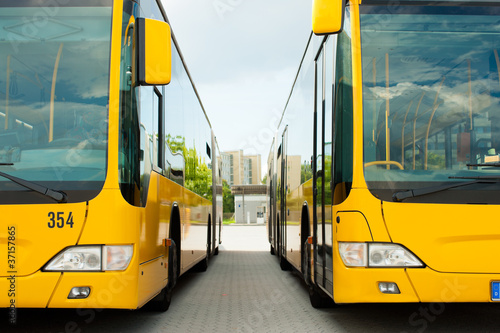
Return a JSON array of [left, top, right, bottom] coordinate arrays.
[[336, 211, 372, 242], [0, 272, 60, 308], [312, 0, 345, 35], [78, 189, 141, 246], [138, 257, 168, 308], [350, 1, 367, 190], [383, 202, 500, 274], [48, 270, 139, 309], [143, 19, 172, 85], [333, 189, 391, 243], [0, 203, 87, 277], [407, 268, 500, 303], [102, 0, 124, 191]]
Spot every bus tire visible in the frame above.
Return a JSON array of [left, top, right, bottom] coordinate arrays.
[[195, 217, 210, 272], [302, 241, 311, 286], [309, 286, 335, 309], [280, 255, 291, 271], [150, 285, 172, 312]]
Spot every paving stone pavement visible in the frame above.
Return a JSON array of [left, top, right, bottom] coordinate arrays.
[[149, 224, 335, 332]]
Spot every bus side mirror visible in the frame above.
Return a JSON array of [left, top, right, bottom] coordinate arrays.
[[136, 18, 172, 85], [312, 0, 346, 35]]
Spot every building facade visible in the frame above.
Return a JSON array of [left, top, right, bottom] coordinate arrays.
[[220, 150, 261, 185]]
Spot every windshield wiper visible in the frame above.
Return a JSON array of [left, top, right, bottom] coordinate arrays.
[[0, 170, 67, 203], [392, 176, 500, 202]]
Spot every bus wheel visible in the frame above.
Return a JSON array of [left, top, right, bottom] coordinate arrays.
[[302, 241, 311, 285], [280, 255, 291, 271], [309, 286, 334, 309], [150, 285, 172, 312], [195, 247, 209, 272]]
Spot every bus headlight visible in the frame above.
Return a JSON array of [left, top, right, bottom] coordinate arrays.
[[339, 242, 424, 268], [44, 245, 133, 271]]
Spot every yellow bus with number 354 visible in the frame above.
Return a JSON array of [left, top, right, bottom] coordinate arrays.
[[0, 0, 222, 311], [267, 0, 500, 307]]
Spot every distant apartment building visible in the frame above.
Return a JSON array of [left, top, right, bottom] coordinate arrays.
[[220, 150, 261, 185]]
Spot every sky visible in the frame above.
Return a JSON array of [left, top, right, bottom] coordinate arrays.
[[161, 0, 313, 179]]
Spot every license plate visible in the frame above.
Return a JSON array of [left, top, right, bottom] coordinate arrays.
[[492, 282, 500, 301]]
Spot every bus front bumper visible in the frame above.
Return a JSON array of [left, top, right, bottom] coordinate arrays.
[[0, 270, 139, 309], [333, 266, 500, 303]]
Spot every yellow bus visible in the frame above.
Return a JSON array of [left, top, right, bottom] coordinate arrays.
[[267, 0, 500, 307], [0, 0, 222, 312]]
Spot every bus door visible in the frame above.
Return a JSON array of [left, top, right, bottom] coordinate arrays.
[[313, 39, 334, 295], [276, 142, 283, 257], [280, 127, 288, 258]]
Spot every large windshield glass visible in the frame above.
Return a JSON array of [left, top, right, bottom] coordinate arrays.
[[0, 1, 112, 204], [361, 3, 500, 204]]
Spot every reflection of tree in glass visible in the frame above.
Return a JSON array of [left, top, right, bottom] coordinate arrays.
[[166, 134, 185, 154], [166, 134, 213, 200], [301, 163, 313, 184]]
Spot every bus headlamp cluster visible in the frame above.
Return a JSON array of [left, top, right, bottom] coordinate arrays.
[[339, 242, 424, 268], [44, 245, 133, 271]]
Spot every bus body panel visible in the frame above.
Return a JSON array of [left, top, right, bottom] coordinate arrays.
[[332, 265, 420, 303], [383, 202, 500, 274], [407, 268, 499, 303], [0, 273, 60, 308], [48, 270, 140, 309], [0, 203, 88, 277]]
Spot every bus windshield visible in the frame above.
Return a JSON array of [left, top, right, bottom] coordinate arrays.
[[0, 1, 112, 203], [360, 3, 500, 203]]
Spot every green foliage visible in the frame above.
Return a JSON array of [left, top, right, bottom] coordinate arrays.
[[301, 163, 313, 184], [223, 180, 234, 213]]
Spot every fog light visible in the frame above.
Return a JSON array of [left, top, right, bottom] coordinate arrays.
[[68, 287, 91, 299], [378, 282, 400, 294]]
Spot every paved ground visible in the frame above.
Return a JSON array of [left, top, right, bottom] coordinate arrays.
[[3, 225, 500, 332]]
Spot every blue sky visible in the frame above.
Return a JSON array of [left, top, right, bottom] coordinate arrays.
[[161, 0, 313, 179]]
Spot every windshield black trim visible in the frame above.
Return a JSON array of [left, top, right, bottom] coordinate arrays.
[[0, 0, 113, 7], [0, 181, 104, 204], [361, 1, 500, 6], [0, 170, 67, 203], [360, 4, 500, 15]]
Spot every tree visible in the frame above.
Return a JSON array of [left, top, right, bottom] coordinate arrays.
[[222, 180, 234, 213]]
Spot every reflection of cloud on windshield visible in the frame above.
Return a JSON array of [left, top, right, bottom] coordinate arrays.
[[368, 77, 500, 124], [6, 101, 107, 128], [58, 42, 110, 100]]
